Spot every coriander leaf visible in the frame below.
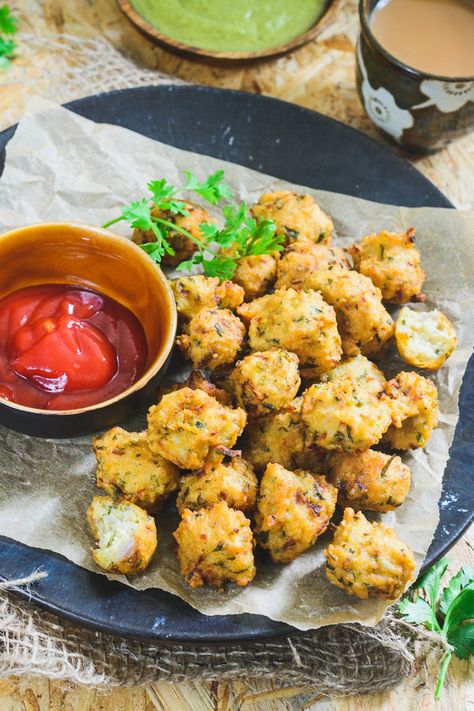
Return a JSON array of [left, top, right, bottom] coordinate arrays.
[[439, 565, 474, 616], [443, 587, 474, 658], [399, 597, 439, 630], [175, 259, 197, 273], [247, 219, 285, 256], [202, 256, 236, 281], [447, 622, 474, 660], [0, 5, 18, 35], [147, 178, 175, 203], [199, 221, 220, 242], [184, 169, 233, 205], [0, 35, 15, 59], [413, 556, 449, 611], [122, 199, 153, 231]]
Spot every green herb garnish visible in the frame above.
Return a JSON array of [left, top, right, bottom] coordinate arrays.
[[398, 557, 474, 700], [102, 171, 284, 281], [0, 4, 18, 69]]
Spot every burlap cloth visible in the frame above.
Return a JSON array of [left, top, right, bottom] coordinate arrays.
[[0, 34, 442, 692]]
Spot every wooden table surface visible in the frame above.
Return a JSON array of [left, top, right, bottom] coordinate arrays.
[[1, 1, 473, 708]]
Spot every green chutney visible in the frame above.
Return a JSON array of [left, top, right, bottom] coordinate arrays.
[[131, 0, 329, 53]]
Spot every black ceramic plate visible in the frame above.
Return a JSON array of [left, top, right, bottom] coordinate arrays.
[[0, 86, 472, 644]]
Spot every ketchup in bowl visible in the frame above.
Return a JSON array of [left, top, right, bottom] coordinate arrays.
[[0, 284, 148, 410]]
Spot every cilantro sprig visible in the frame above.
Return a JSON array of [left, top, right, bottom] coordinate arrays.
[[0, 5, 18, 70], [398, 557, 474, 699], [103, 171, 284, 281]]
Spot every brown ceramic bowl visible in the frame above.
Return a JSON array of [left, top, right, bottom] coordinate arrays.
[[117, 0, 338, 63], [0, 222, 177, 438], [357, 0, 474, 153]]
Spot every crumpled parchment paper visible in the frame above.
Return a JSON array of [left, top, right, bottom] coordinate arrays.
[[0, 98, 472, 630]]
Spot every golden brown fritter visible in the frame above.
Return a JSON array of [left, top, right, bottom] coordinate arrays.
[[162, 371, 232, 407], [216, 280, 245, 311], [255, 463, 337, 564], [302, 356, 392, 451], [237, 288, 341, 376], [132, 201, 211, 267], [173, 501, 256, 590], [147, 387, 247, 470], [275, 241, 349, 290], [231, 253, 278, 301], [170, 275, 243, 322], [395, 307, 457, 370], [328, 449, 411, 513], [325, 508, 416, 599], [93, 428, 180, 513], [230, 349, 301, 417], [349, 228, 425, 303], [87, 496, 157, 575], [304, 268, 395, 357], [241, 398, 325, 473], [251, 190, 333, 244], [176, 458, 258, 515], [177, 307, 245, 370], [321, 354, 387, 396], [383, 371, 439, 449]]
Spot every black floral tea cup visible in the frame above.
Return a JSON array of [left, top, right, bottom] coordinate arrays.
[[356, 0, 474, 153]]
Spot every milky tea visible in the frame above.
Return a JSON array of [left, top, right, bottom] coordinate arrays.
[[370, 0, 474, 77]]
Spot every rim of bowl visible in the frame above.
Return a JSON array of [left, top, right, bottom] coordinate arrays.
[[359, 0, 474, 83], [117, 0, 338, 61], [0, 222, 177, 417]]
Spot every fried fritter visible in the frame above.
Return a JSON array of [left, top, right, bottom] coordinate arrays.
[[176, 458, 258, 515], [275, 241, 349, 290], [87, 496, 157, 575], [349, 228, 425, 303], [241, 398, 325, 473], [132, 201, 211, 267], [321, 354, 387, 395], [230, 349, 301, 417], [237, 288, 341, 376], [216, 279, 246, 311], [162, 370, 232, 406], [395, 307, 457, 370], [302, 356, 392, 451], [325, 508, 416, 599], [328, 449, 411, 513], [251, 190, 333, 244], [231, 253, 278, 300], [255, 463, 337, 563], [170, 275, 244, 322], [173, 501, 256, 590], [304, 268, 395, 357], [383, 371, 439, 449], [177, 307, 245, 369], [93, 427, 180, 513], [147, 387, 247, 470]]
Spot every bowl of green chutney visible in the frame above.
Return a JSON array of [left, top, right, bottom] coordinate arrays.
[[118, 0, 337, 61]]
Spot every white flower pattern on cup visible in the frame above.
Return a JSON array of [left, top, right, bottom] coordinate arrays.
[[416, 80, 474, 113], [357, 43, 414, 140]]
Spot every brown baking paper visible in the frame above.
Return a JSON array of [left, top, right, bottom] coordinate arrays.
[[0, 98, 472, 631]]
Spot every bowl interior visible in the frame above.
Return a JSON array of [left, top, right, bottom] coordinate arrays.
[[0, 222, 176, 410]]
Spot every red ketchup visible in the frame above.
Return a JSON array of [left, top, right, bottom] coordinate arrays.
[[0, 285, 148, 410]]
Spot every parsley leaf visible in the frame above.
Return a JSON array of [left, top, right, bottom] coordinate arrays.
[[102, 171, 282, 278], [398, 597, 438, 630], [444, 588, 474, 659], [0, 5, 17, 35], [399, 558, 474, 699], [412, 556, 449, 612], [184, 169, 233, 205], [439, 565, 474, 616], [0, 5, 17, 70]]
